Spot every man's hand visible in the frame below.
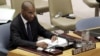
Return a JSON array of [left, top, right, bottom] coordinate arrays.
[[51, 35, 58, 42], [36, 42, 48, 48]]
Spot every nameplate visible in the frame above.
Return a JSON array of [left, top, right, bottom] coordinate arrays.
[[72, 43, 96, 55]]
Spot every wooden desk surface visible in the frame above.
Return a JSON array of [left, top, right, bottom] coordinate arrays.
[[59, 42, 100, 56], [7, 42, 100, 56], [7, 31, 100, 56]]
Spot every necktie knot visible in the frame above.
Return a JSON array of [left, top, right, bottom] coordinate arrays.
[[26, 22, 33, 41], [27, 22, 30, 25]]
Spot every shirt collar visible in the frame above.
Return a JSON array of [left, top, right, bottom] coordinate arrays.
[[21, 14, 28, 24]]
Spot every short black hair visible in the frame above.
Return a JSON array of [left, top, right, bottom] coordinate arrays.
[[21, 1, 35, 10]]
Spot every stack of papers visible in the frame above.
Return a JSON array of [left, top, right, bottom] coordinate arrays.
[[37, 37, 68, 51]]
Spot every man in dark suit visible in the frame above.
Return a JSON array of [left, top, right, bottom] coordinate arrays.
[[9, 1, 57, 49]]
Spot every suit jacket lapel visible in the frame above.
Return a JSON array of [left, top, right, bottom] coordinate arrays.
[[18, 15, 28, 37]]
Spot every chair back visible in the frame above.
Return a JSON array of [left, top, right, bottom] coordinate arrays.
[[0, 23, 11, 54], [76, 17, 100, 31], [34, 0, 49, 14], [83, 0, 99, 7], [48, 0, 73, 19], [11, 0, 34, 17], [0, 0, 6, 5]]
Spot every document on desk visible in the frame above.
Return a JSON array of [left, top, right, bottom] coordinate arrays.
[[37, 37, 68, 51]]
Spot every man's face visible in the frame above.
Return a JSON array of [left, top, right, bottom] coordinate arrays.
[[22, 6, 35, 22]]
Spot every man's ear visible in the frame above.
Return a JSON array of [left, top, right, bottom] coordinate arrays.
[[21, 9, 24, 13], [21, 9, 26, 14]]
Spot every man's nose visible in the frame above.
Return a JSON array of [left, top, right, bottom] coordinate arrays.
[[31, 15, 34, 18]]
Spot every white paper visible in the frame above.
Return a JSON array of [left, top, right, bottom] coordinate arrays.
[[37, 37, 68, 51], [97, 36, 100, 39], [45, 48, 55, 52], [0, 8, 15, 23]]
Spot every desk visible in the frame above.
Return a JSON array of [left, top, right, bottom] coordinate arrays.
[[59, 42, 100, 56], [7, 42, 100, 56], [7, 31, 100, 56]]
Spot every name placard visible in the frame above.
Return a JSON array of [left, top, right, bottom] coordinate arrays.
[[72, 43, 96, 55]]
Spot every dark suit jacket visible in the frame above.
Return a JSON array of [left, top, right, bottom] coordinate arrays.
[[96, 0, 100, 3], [9, 14, 54, 49]]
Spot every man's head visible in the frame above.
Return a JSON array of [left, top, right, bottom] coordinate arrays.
[[21, 1, 35, 22]]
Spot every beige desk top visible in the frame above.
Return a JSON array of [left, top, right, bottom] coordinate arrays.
[[7, 48, 39, 56]]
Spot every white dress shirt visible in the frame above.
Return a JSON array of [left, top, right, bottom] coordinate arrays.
[[20, 14, 28, 31]]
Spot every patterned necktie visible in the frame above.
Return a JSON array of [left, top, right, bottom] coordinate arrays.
[[27, 22, 33, 41]]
